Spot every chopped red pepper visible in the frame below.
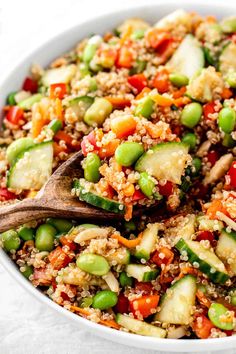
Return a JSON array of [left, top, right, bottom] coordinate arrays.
[[192, 315, 215, 339], [227, 161, 236, 188], [33, 267, 52, 286], [48, 246, 73, 270], [114, 293, 129, 314], [22, 77, 38, 93], [60, 235, 77, 251], [134, 281, 154, 294], [50, 83, 67, 100], [132, 189, 146, 201], [6, 106, 24, 125], [116, 46, 133, 68], [151, 70, 170, 93], [158, 181, 173, 196], [151, 247, 174, 267], [81, 131, 99, 156], [207, 150, 219, 167], [196, 231, 215, 245], [128, 74, 148, 94], [129, 294, 159, 318], [203, 102, 216, 120], [0, 188, 16, 201], [145, 29, 170, 50]]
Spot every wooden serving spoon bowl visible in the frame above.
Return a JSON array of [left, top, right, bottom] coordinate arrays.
[[0, 151, 124, 233]]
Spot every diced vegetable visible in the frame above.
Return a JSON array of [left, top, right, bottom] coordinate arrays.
[[135, 223, 158, 260], [126, 264, 159, 282], [42, 65, 77, 86], [216, 229, 236, 276], [116, 314, 166, 337]]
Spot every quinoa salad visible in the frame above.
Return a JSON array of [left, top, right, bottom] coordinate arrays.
[[1, 9, 236, 340]]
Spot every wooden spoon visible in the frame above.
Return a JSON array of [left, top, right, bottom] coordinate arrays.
[[0, 151, 124, 232]]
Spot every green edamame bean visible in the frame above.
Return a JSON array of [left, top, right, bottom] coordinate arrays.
[[182, 133, 197, 151], [192, 157, 202, 175], [124, 221, 136, 232], [79, 297, 93, 308], [79, 63, 91, 78], [231, 296, 236, 306], [181, 102, 202, 128], [135, 96, 154, 118], [6, 137, 34, 165], [83, 152, 101, 182], [119, 271, 133, 287], [76, 253, 110, 276], [1, 230, 20, 252], [88, 77, 98, 92], [48, 119, 63, 134], [138, 172, 155, 197], [218, 107, 236, 133], [115, 142, 144, 167], [221, 16, 236, 33], [92, 290, 118, 310], [131, 29, 145, 40], [222, 133, 235, 148], [35, 224, 57, 251], [47, 218, 73, 233], [84, 98, 113, 127], [208, 303, 234, 330], [169, 73, 189, 87], [21, 265, 34, 279], [7, 92, 17, 106], [226, 72, 236, 89], [18, 227, 34, 241]]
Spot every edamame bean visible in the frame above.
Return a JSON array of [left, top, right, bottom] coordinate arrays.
[[83, 152, 101, 182], [83, 35, 102, 63], [84, 98, 113, 127], [76, 253, 110, 276], [208, 303, 234, 330], [222, 133, 235, 148], [47, 218, 73, 233], [7, 92, 17, 106], [92, 290, 118, 310], [192, 157, 202, 175], [138, 172, 155, 197], [21, 265, 34, 279], [79, 63, 91, 78], [131, 29, 145, 40], [221, 16, 236, 33], [18, 227, 34, 241], [79, 297, 93, 308], [1, 230, 20, 252], [169, 73, 189, 87], [35, 224, 57, 251], [231, 295, 236, 306], [88, 77, 98, 92], [180, 103, 202, 128], [115, 142, 144, 167], [135, 96, 154, 118], [226, 72, 236, 89], [48, 119, 63, 134], [182, 133, 197, 151], [218, 107, 236, 133], [119, 271, 133, 287], [6, 137, 34, 165]]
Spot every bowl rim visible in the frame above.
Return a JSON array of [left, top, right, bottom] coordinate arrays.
[[1, 1, 236, 351]]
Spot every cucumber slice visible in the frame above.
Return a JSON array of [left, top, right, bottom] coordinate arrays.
[[216, 229, 236, 276], [6, 137, 34, 165], [219, 42, 236, 76], [7, 141, 53, 190], [173, 214, 196, 245], [176, 238, 229, 284], [167, 35, 204, 78], [42, 65, 77, 86], [126, 264, 159, 282], [116, 314, 166, 338], [197, 215, 224, 232], [155, 275, 196, 325], [135, 223, 158, 260], [135, 142, 189, 185], [73, 178, 125, 214], [67, 96, 94, 121], [154, 9, 190, 30], [18, 94, 43, 110]]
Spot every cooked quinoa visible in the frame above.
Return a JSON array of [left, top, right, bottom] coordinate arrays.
[[1, 9, 236, 340]]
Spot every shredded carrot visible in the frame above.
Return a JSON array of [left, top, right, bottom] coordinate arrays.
[[53, 142, 68, 156], [98, 139, 120, 159], [54, 131, 80, 150], [175, 266, 200, 281], [172, 87, 187, 99], [105, 96, 131, 110], [196, 290, 211, 308], [53, 98, 64, 121], [174, 96, 191, 107], [151, 94, 174, 106], [222, 87, 233, 99], [112, 231, 143, 248], [135, 87, 151, 100], [206, 199, 228, 219], [124, 203, 133, 221], [70, 306, 120, 329], [120, 25, 133, 45]]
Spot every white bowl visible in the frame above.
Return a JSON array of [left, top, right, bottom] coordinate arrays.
[[0, 1, 236, 351]]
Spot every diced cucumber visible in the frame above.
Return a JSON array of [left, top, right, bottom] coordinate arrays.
[[126, 264, 159, 282], [107, 249, 130, 265], [176, 238, 229, 284], [18, 94, 43, 110], [116, 314, 166, 338], [7, 141, 53, 190], [167, 35, 204, 78], [6, 137, 34, 165], [42, 65, 77, 86], [197, 215, 224, 232], [155, 275, 196, 325], [154, 9, 190, 30], [219, 42, 236, 76], [173, 214, 196, 245], [73, 178, 125, 214], [135, 142, 189, 185], [67, 96, 94, 121], [216, 229, 236, 276], [135, 223, 158, 260]]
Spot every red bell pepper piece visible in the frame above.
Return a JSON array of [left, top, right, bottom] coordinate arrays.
[[22, 77, 38, 93], [48, 246, 73, 270], [129, 294, 160, 318], [203, 102, 216, 120], [192, 315, 215, 339], [128, 74, 148, 94], [60, 235, 77, 251], [114, 293, 129, 314], [81, 131, 99, 156], [151, 247, 174, 267], [158, 181, 173, 196], [6, 106, 24, 125], [0, 188, 16, 201], [134, 281, 154, 294], [49, 83, 67, 100], [196, 231, 215, 244], [132, 189, 146, 201], [227, 161, 236, 188], [116, 46, 133, 68], [207, 150, 219, 167]]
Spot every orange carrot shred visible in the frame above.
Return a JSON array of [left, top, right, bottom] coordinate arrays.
[[70, 306, 120, 329], [111, 232, 143, 248]]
